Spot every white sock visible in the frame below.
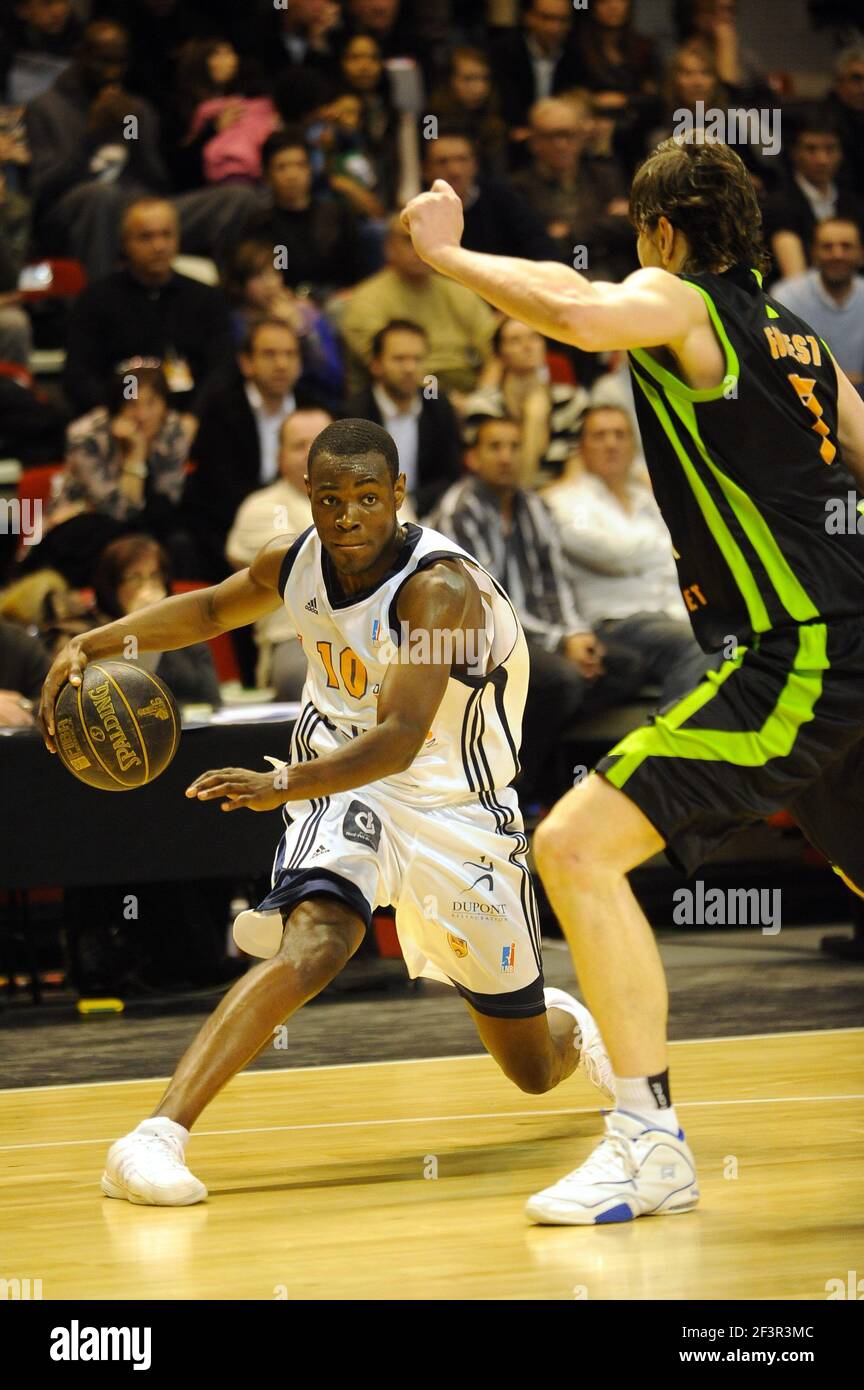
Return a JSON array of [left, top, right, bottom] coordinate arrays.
[[614, 1075, 680, 1134], [136, 1116, 189, 1145]]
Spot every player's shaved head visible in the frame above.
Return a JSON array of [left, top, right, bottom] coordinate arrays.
[[308, 418, 399, 484]]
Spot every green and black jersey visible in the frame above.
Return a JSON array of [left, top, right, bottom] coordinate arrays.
[[627, 263, 864, 653]]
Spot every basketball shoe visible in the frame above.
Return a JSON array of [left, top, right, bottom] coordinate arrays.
[[544, 986, 615, 1102], [526, 1110, 700, 1224], [101, 1118, 207, 1205]]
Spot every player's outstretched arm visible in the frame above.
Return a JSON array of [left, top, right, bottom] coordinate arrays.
[[188, 562, 476, 811], [39, 535, 292, 751], [401, 179, 702, 352]]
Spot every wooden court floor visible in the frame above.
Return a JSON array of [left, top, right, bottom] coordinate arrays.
[[1, 1028, 862, 1301]]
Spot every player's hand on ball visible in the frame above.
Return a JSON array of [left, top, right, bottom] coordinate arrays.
[[186, 766, 286, 812], [401, 179, 464, 268], [39, 637, 90, 753]]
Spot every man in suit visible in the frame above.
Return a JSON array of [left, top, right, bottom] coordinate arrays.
[[489, 0, 584, 139], [347, 318, 463, 517], [183, 317, 317, 581]]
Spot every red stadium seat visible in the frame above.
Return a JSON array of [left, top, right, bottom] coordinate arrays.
[[172, 579, 241, 684], [18, 258, 87, 302], [16, 461, 63, 512]]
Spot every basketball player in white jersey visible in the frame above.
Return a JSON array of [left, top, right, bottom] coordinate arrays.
[[39, 418, 614, 1207]]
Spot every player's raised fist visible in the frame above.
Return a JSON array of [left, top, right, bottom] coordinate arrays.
[[401, 179, 464, 268]]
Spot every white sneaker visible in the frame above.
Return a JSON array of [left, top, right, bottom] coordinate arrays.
[[526, 1110, 699, 1225], [544, 987, 615, 1102], [101, 1119, 207, 1206]]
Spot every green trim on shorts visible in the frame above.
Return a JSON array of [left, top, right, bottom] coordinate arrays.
[[603, 623, 828, 788]]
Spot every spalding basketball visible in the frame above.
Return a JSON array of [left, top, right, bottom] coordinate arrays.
[[54, 660, 180, 791]]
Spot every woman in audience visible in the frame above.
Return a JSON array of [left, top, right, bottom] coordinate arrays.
[[173, 37, 276, 187], [337, 32, 400, 208], [427, 47, 508, 178], [93, 534, 221, 707]]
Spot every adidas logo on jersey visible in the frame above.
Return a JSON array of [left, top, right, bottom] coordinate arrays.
[[310, 843, 329, 859], [305, 597, 318, 613]]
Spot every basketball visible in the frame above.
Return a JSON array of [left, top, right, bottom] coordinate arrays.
[[53, 660, 180, 792]]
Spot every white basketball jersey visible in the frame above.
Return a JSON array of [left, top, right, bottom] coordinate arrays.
[[277, 523, 528, 806]]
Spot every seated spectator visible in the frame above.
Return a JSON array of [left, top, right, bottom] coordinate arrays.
[[508, 95, 634, 279], [2, 0, 83, 105], [572, 0, 660, 102], [309, 86, 389, 221], [252, 0, 342, 81], [341, 0, 421, 66], [426, 415, 643, 807], [771, 219, 864, 388], [92, 533, 221, 706], [40, 366, 196, 574], [226, 406, 329, 695], [422, 126, 561, 261], [242, 128, 364, 295], [0, 615, 50, 727], [346, 318, 462, 516], [824, 45, 864, 198], [221, 237, 343, 406], [339, 214, 496, 398], [645, 38, 728, 152], [542, 405, 713, 702], [0, 178, 33, 366], [0, 359, 68, 463], [673, 0, 768, 99], [461, 316, 589, 486], [175, 37, 277, 187], [64, 197, 235, 415], [336, 32, 401, 210], [764, 110, 864, 282], [183, 316, 321, 581], [24, 20, 258, 280], [426, 46, 508, 180], [489, 0, 584, 143]]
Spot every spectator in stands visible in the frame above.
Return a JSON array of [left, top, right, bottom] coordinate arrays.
[[0, 360, 68, 463], [339, 214, 496, 397], [24, 20, 258, 280], [0, 616, 50, 726], [0, 173, 33, 366], [461, 316, 589, 486], [572, 0, 659, 101], [346, 319, 462, 516], [341, 0, 421, 66], [543, 405, 713, 701], [242, 128, 364, 295], [489, 0, 584, 141], [93, 533, 221, 705], [426, 46, 508, 179], [824, 45, 864, 197], [427, 415, 643, 806], [1, 0, 83, 105], [174, 38, 277, 187], [225, 406, 329, 695], [336, 32, 400, 210], [308, 85, 388, 221], [764, 109, 864, 282], [46, 365, 195, 547], [645, 38, 728, 152], [771, 218, 864, 387], [221, 237, 343, 405], [249, 0, 342, 79], [673, 0, 768, 98], [64, 197, 235, 415], [183, 316, 320, 581], [422, 126, 561, 261], [508, 94, 634, 278]]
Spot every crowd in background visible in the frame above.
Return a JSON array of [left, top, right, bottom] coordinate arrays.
[[2, 0, 864, 814]]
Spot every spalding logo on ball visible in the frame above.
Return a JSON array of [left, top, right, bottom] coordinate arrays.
[[54, 660, 180, 790]]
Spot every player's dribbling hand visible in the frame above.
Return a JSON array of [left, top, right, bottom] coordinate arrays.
[[185, 766, 286, 812], [39, 638, 90, 753], [400, 179, 464, 268]]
